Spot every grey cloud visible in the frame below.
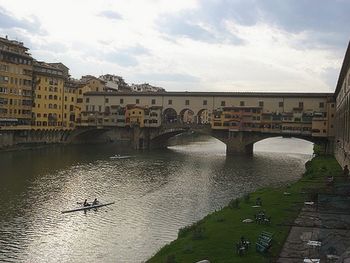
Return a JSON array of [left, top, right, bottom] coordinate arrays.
[[157, 0, 349, 49], [98, 10, 122, 20], [123, 44, 150, 55], [0, 7, 46, 35], [104, 52, 138, 67], [322, 67, 340, 88], [135, 73, 200, 83], [159, 16, 214, 41], [103, 45, 150, 67], [158, 13, 244, 44]]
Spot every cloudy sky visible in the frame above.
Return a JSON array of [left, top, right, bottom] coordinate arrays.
[[0, 0, 349, 92]]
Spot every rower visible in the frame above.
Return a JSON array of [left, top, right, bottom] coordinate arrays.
[[83, 199, 90, 207], [92, 198, 99, 206]]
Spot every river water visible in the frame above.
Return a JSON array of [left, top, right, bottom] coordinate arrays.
[[0, 136, 313, 263]]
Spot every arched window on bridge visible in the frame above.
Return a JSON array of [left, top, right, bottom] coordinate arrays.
[[163, 108, 177, 124], [197, 109, 210, 124], [179, 108, 195, 124]]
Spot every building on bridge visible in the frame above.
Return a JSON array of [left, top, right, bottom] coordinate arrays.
[[82, 91, 335, 138], [334, 41, 350, 167]]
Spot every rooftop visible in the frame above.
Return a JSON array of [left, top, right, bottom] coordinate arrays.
[[84, 91, 334, 98]]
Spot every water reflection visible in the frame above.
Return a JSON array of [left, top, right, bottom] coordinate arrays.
[[0, 136, 312, 262]]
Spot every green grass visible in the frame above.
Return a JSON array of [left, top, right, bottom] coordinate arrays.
[[146, 156, 342, 263]]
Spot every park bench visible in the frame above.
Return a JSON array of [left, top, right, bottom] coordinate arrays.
[[256, 231, 273, 253]]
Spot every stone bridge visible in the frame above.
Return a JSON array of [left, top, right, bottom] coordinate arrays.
[[67, 123, 330, 155]]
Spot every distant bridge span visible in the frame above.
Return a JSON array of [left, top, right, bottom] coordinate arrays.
[[70, 91, 335, 154], [68, 123, 329, 155]]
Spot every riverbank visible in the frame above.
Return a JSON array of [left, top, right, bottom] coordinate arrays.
[[147, 155, 343, 263]]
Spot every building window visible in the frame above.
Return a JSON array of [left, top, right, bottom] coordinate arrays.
[[136, 99, 140, 104], [331, 103, 334, 108], [259, 101, 264, 107], [279, 102, 283, 107], [120, 98, 124, 104], [203, 100, 207, 105], [151, 99, 156, 105], [185, 100, 189, 105], [105, 98, 109, 103], [86, 98, 90, 103], [319, 102, 324, 108], [221, 101, 225, 106], [168, 99, 172, 105], [240, 101, 245, 106]]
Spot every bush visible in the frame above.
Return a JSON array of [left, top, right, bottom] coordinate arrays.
[[215, 216, 225, 222], [229, 198, 240, 209], [165, 254, 176, 263], [178, 222, 203, 238], [183, 244, 193, 254], [244, 193, 250, 203], [313, 144, 325, 156], [192, 226, 205, 240]]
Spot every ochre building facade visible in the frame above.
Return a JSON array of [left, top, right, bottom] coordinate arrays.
[[0, 36, 33, 130], [334, 41, 350, 167]]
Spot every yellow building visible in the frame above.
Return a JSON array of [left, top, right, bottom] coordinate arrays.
[[32, 61, 65, 129], [212, 106, 262, 131], [63, 79, 81, 129], [125, 104, 145, 127], [0, 36, 33, 130], [75, 76, 106, 124]]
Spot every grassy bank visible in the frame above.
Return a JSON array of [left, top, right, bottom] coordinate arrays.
[[147, 156, 342, 263]]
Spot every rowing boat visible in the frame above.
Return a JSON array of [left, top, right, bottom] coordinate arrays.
[[61, 202, 115, 213]]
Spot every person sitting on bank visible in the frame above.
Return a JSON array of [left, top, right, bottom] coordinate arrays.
[[83, 199, 90, 207], [92, 198, 99, 206]]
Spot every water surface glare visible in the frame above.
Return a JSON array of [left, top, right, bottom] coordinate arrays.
[[0, 136, 313, 262]]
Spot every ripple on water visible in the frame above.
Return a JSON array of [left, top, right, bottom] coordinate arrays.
[[0, 137, 313, 262]]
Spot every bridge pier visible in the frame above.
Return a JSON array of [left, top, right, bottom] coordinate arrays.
[[225, 132, 255, 155], [226, 141, 253, 155]]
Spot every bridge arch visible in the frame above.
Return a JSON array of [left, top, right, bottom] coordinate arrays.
[[162, 108, 178, 124], [179, 108, 195, 124], [66, 127, 110, 143], [253, 136, 314, 154], [197, 109, 210, 124], [224, 131, 323, 155]]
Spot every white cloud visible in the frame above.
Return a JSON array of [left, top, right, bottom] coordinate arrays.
[[0, 0, 344, 92]]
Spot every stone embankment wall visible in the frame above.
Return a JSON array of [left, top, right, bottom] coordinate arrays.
[[0, 128, 134, 151], [0, 130, 67, 151]]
